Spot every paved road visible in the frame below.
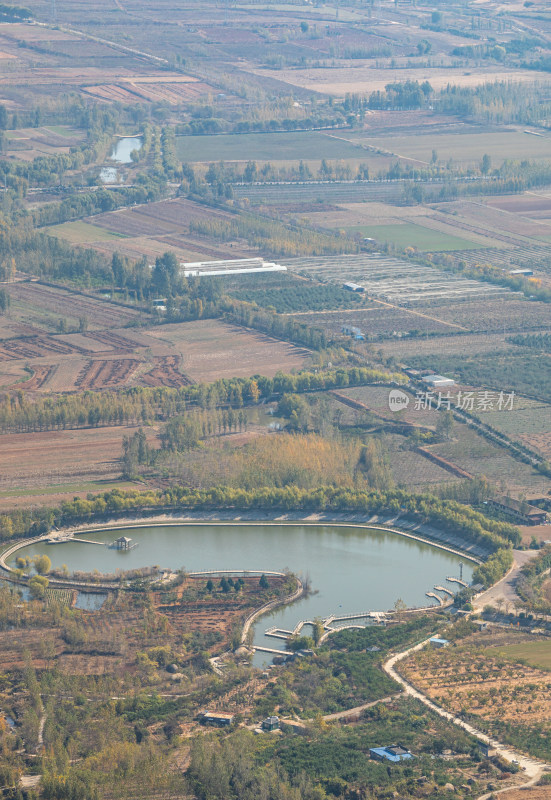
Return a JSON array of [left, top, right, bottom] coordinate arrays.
[[472, 549, 539, 614], [382, 638, 548, 783]]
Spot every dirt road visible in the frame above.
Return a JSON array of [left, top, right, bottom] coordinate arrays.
[[383, 638, 548, 784]]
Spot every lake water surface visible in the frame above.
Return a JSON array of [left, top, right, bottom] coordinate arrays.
[[10, 523, 471, 663], [100, 136, 142, 183]]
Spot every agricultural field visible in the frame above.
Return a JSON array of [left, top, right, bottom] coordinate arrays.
[[401, 627, 551, 761], [293, 199, 504, 246], [378, 331, 523, 359], [175, 130, 364, 162], [336, 384, 441, 430], [145, 319, 310, 383], [383, 432, 464, 490], [84, 197, 251, 261], [429, 423, 550, 496], [345, 222, 484, 252], [224, 270, 373, 313], [82, 76, 214, 105], [291, 306, 464, 338], [0, 23, 221, 107], [282, 253, 513, 307], [3, 125, 86, 160], [44, 220, 128, 244], [478, 398, 551, 461], [495, 641, 551, 671], [413, 297, 551, 333], [3, 280, 143, 333], [0, 424, 159, 491], [294, 194, 551, 264], [0, 284, 311, 393], [343, 128, 551, 167], [334, 386, 551, 495], [404, 350, 551, 400], [249, 64, 551, 98]]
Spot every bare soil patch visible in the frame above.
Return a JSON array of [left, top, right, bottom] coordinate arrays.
[[246, 64, 551, 97], [145, 319, 311, 382], [497, 790, 551, 800], [139, 355, 193, 388], [0, 425, 159, 490], [75, 358, 142, 390]]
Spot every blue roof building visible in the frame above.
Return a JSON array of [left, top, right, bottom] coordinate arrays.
[[369, 745, 414, 763], [429, 637, 450, 648]]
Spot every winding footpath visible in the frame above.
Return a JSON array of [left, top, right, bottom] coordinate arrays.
[[241, 575, 304, 647], [382, 638, 550, 796]]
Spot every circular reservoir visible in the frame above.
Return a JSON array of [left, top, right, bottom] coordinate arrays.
[[10, 523, 472, 663]]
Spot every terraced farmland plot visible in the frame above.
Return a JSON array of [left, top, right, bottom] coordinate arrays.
[[282, 254, 514, 306], [291, 306, 457, 337], [414, 297, 551, 333], [5, 282, 143, 331], [478, 399, 551, 460], [430, 424, 550, 495]]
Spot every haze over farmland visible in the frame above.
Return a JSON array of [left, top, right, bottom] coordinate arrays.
[[1, 0, 551, 797]]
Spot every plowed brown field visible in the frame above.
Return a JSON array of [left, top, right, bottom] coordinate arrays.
[[0, 425, 159, 490], [139, 355, 192, 388], [76, 358, 141, 390]]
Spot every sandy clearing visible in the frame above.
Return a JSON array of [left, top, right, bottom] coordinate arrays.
[[244, 65, 551, 96]]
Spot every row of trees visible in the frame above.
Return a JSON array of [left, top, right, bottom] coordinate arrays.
[[436, 79, 551, 126], [0, 365, 401, 434], [368, 80, 433, 111], [472, 547, 513, 589], [188, 215, 357, 258], [0, 484, 519, 552]]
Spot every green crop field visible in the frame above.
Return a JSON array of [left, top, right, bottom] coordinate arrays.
[[345, 130, 551, 165], [45, 221, 128, 244], [45, 125, 81, 137], [347, 222, 484, 251], [495, 641, 551, 671], [175, 130, 364, 162]]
